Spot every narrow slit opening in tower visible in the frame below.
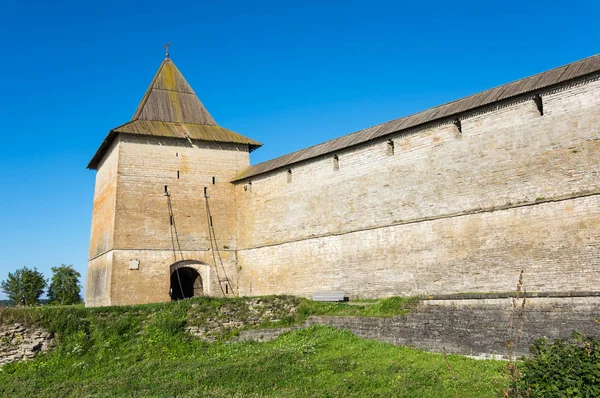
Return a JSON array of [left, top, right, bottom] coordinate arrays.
[[453, 119, 462, 134], [533, 94, 544, 116], [170, 267, 202, 300], [387, 139, 395, 155]]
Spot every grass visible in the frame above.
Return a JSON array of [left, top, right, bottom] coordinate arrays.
[[0, 296, 507, 397], [0, 295, 419, 339], [295, 296, 419, 318]]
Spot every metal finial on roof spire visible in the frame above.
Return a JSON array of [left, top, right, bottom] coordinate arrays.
[[164, 42, 171, 58]]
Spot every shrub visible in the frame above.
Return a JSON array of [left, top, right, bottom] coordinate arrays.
[[509, 332, 600, 397]]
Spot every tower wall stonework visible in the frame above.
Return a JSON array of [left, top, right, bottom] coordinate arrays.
[[88, 139, 119, 259], [87, 134, 248, 306], [234, 78, 600, 298], [107, 250, 236, 306], [86, 140, 120, 307]]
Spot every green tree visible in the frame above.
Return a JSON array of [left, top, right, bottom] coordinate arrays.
[[48, 265, 83, 305], [0, 266, 47, 306]]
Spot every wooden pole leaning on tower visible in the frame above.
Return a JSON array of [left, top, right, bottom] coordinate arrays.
[[165, 185, 186, 299], [203, 187, 236, 297]]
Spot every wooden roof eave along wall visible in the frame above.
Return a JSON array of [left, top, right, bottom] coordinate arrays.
[[87, 124, 262, 170], [231, 53, 600, 183], [87, 131, 116, 170], [86, 130, 260, 170], [113, 120, 261, 146]]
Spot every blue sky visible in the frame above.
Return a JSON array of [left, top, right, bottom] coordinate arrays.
[[0, 0, 598, 300]]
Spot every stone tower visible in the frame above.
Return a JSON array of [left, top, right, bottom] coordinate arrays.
[[86, 57, 261, 307]]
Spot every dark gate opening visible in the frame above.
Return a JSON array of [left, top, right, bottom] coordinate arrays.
[[170, 267, 202, 300]]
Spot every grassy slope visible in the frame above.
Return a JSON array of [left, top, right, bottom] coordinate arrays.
[[0, 297, 507, 397]]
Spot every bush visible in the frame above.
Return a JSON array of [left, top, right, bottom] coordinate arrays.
[[510, 332, 600, 397]]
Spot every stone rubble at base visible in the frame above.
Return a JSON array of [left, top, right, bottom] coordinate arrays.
[[0, 323, 55, 366]]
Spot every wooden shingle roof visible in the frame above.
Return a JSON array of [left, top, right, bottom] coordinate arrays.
[[131, 58, 217, 125], [87, 58, 261, 169], [232, 53, 600, 182]]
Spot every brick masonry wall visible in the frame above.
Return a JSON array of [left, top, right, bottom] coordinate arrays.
[[235, 78, 600, 298], [86, 140, 120, 307], [86, 251, 114, 307], [108, 249, 237, 306], [237, 296, 600, 359], [88, 140, 119, 259], [87, 135, 249, 306], [114, 135, 249, 251]]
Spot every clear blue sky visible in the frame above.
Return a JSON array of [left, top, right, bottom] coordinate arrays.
[[0, 0, 598, 300]]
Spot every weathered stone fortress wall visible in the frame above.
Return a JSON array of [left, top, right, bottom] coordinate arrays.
[[237, 295, 600, 358], [234, 77, 600, 298], [87, 139, 120, 307], [87, 135, 249, 306], [87, 56, 600, 307]]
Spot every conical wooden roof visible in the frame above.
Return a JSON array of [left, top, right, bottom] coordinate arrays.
[[131, 58, 217, 125], [88, 58, 261, 169]]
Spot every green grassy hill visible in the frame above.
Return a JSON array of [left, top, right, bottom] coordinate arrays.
[[0, 296, 507, 397]]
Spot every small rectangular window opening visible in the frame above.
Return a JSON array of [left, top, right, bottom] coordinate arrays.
[[212, 176, 216, 185], [533, 94, 544, 116], [164, 185, 168, 193], [225, 284, 229, 294], [453, 119, 462, 134], [177, 171, 180, 179], [176, 152, 179, 157], [287, 169, 292, 183], [387, 139, 395, 156], [333, 155, 339, 171]]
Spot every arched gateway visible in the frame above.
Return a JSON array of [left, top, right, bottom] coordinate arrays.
[[169, 261, 208, 300]]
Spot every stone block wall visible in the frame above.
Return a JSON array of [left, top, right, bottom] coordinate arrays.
[[0, 323, 55, 366], [87, 135, 250, 306], [89, 140, 119, 260], [87, 66, 600, 305], [86, 251, 114, 307], [234, 76, 600, 298], [237, 295, 600, 358], [107, 249, 237, 306], [114, 136, 249, 251]]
